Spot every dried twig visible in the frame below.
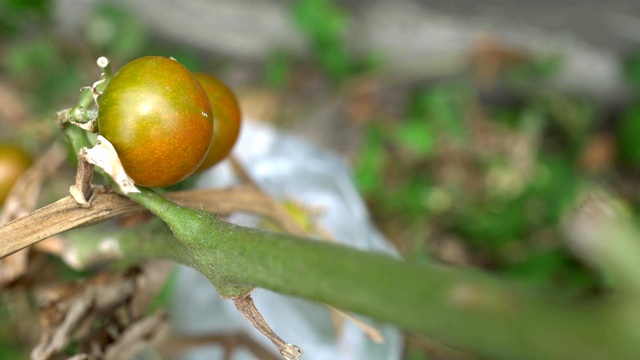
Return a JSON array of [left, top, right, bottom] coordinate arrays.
[[32, 265, 172, 360], [68, 153, 96, 207], [233, 294, 303, 360], [32, 273, 137, 360], [0, 193, 140, 259], [103, 310, 170, 360], [0, 185, 311, 259]]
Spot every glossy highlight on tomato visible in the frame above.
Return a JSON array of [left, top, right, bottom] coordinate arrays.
[[0, 144, 32, 205], [97, 56, 213, 187], [194, 73, 242, 172]]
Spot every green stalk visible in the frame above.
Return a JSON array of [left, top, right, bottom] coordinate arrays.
[[63, 219, 190, 269], [126, 188, 640, 360]]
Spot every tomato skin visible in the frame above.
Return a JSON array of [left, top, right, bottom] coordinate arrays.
[[0, 144, 32, 205], [194, 73, 242, 172], [97, 56, 213, 187]]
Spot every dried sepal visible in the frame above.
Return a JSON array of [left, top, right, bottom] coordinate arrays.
[[80, 135, 139, 195], [69, 153, 96, 207]]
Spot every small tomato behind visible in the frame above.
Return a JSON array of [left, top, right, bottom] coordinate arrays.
[[194, 73, 242, 172]]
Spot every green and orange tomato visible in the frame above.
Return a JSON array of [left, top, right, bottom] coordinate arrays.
[[97, 56, 214, 187]]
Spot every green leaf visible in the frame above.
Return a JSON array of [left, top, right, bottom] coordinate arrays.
[[355, 125, 386, 192], [0, 0, 50, 33], [505, 250, 566, 287], [457, 199, 527, 249], [292, 0, 346, 41], [394, 117, 435, 156], [291, 0, 356, 80], [265, 50, 292, 88], [84, 4, 147, 61], [624, 53, 640, 89], [505, 55, 563, 87], [618, 103, 640, 167], [422, 87, 466, 140]]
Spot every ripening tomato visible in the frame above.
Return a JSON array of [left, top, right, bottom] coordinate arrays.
[[194, 73, 242, 172], [0, 144, 32, 205], [97, 56, 213, 187]]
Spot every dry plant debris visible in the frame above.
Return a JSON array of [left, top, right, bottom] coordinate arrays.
[[31, 262, 171, 360], [0, 147, 384, 358]]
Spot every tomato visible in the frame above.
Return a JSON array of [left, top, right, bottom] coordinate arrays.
[[194, 73, 242, 171], [97, 56, 213, 187], [0, 144, 32, 205]]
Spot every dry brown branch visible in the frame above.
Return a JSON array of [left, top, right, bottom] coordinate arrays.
[[0, 193, 140, 259], [31, 272, 137, 360], [32, 265, 173, 360], [103, 310, 170, 360], [68, 153, 95, 207], [0, 184, 319, 260]]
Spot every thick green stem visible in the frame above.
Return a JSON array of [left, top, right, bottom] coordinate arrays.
[[126, 188, 640, 360], [128, 188, 255, 296]]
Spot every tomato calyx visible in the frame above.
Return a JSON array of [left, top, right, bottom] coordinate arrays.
[[79, 135, 139, 197], [58, 57, 115, 133]]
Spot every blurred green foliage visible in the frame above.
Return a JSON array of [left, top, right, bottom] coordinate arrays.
[[0, 0, 50, 34], [84, 4, 148, 61], [504, 55, 563, 87], [0, 0, 69, 116], [618, 103, 640, 166], [4, 36, 83, 112], [619, 54, 640, 167], [292, 0, 351, 80], [0, 298, 29, 359], [624, 53, 640, 90], [291, 0, 380, 81], [353, 59, 608, 292], [265, 50, 292, 89]]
